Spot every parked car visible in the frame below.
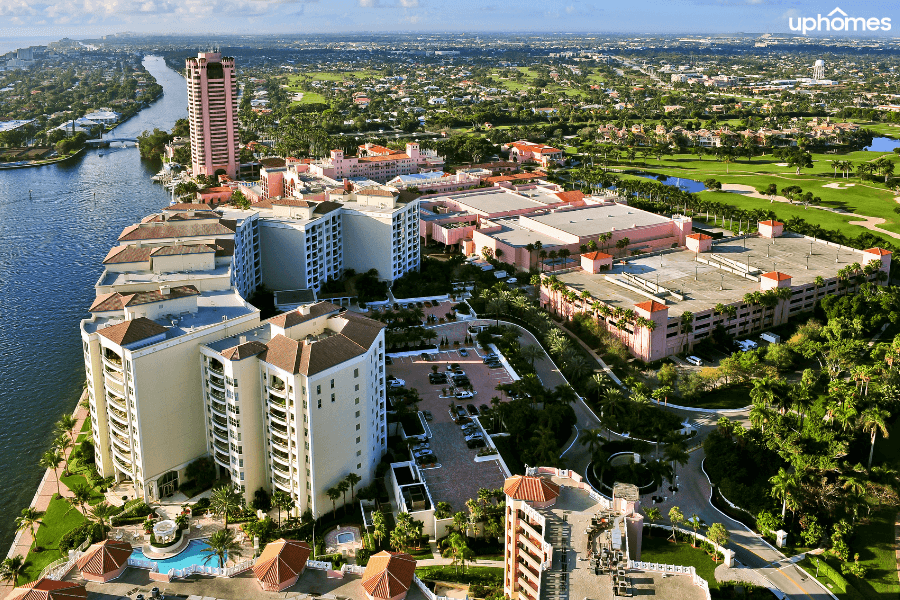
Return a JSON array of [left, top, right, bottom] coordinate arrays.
[[458, 415, 472, 425], [429, 373, 447, 384], [453, 377, 471, 387], [456, 391, 475, 399], [422, 410, 433, 421], [414, 449, 433, 458], [507, 277, 517, 284], [456, 406, 468, 418], [482, 354, 498, 363], [416, 454, 436, 466], [385, 356, 393, 365], [459, 348, 469, 357], [388, 379, 405, 388], [467, 404, 478, 415], [686, 356, 703, 367], [465, 433, 484, 442], [412, 442, 430, 452], [479, 404, 489, 413], [467, 438, 486, 449], [461, 424, 478, 434], [420, 353, 432, 361], [453, 369, 466, 376], [486, 361, 502, 369]]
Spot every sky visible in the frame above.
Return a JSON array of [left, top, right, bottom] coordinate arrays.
[[0, 0, 898, 37]]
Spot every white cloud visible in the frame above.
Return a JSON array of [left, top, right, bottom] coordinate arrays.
[[3, 0, 313, 24], [400, 0, 418, 7]]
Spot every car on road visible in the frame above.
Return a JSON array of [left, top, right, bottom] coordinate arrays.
[[686, 356, 703, 367], [456, 391, 475, 399], [422, 410, 433, 421], [466, 403, 478, 415], [459, 348, 468, 356]]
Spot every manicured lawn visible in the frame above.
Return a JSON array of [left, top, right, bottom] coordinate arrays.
[[291, 91, 327, 105], [59, 473, 105, 504], [23, 495, 87, 581], [415, 565, 503, 585], [639, 533, 721, 589], [671, 384, 752, 410], [797, 556, 850, 599], [848, 510, 900, 599]]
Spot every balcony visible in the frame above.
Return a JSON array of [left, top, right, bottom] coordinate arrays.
[[103, 352, 123, 368], [210, 400, 227, 417], [271, 450, 291, 467], [106, 394, 126, 411], [109, 417, 129, 436], [517, 546, 541, 571], [267, 384, 286, 398], [519, 520, 543, 540], [214, 451, 230, 467], [209, 388, 225, 402], [272, 474, 292, 491], [108, 407, 129, 427], [212, 426, 229, 444], [113, 455, 132, 473], [517, 575, 539, 599], [517, 560, 540, 583], [112, 445, 132, 465], [214, 441, 229, 454], [267, 395, 286, 408], [212, 415, 228, 428], [517, 534, 542, 558], [104, 366, 124, 387], [208, 362, 224, 375], [270, 437, 289, 452], [269, 424, 289, 440], [111, 434, 131, 453], [209, 376, 225, 391], [269, 409, 287, 425]]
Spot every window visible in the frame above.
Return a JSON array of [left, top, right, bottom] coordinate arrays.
[[355, 398, 360, 404], [356, 436, 361, 443], [331, 393, 335, 403], [356, 424, 361, 430], [355, 384, 360, 391], [354, 368, 359, 378], [317, 399, 322, 409], [331, 379, 335, 388], [358, 463, 362, 470], [316, 385, 321, 394], [356, 450, 361, 456], [355, 410, 360, 418]]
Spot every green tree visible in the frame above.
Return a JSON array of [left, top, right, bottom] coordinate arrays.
[[706, 523, 729, 561], [441, 532, 474, 574], [372, 510, 388, 548], [644, 507, 661, 537], [210, 485, 243, 529], [345, 472, 362, 503], [231, 189, 250, 210], [0, 555, 26, 588], [39, 449, 64, 497], [201, 528, 243, 568], [326, 487, 341, 519], [15, 508, 44, 549], [668, 506, 684, 543], [68, 482, 94, 516], [860, 407, 890, 468], [89, 502, 118, 530], [272, 491, 294, 527]]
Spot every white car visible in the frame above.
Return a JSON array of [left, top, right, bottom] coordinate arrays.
[[686, 356, 703, 366], [388, 378, 405, 388], [507, 277, 517, 284], [455, 391, 475, 399]]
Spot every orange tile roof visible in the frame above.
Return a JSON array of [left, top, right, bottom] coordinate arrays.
[[634, 300, 668, 313], [761, 271, 791, 281], [759, 220, 783, 226], [686, 233, 712, 240], [76, 540, 132, 576], [362, 551, 416, 600], [581, 251, 612, 260], [7, 579, 87, 600], [97, 318, 168, 346], [253, 539, 311, 587], [865, 248, 892, 255], [553, 190, 585, 203], [503, 475, 560, 502], [357, 153, 411, 163]]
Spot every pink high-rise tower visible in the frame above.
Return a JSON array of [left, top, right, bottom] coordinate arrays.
[[186, 51, 239, 179]]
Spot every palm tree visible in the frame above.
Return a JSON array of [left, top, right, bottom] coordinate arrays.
[[55, 434, 74, 476], [769, 468, 796, 519], [0, 555, 25, 588], [337, 479, 350, 514], [271, 491, 293, 527], [345, 472, 362, 504], [90, 502, 118, 530], [452, 511, 468, 536], [40, 449, 64, 497], [201, 528, 243, 568], [68, 482, 94, 516], [56, 414, 78, 446], [579, 428, 606, 464], [441, 532, 474, 574], [15, 508, 44, 550], [861, 407, 890, 468], [210, 485, 243, 529], [326, 487, 341, 518], [487, 297, 505, 326], [664, 442, 690, 482]]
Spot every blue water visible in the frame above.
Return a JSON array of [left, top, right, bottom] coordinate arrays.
[[864, 137, 900, 152], [336, 532, 354, 544], [131, 539, 220, 572], [635, 174, 707, 193], [0, 56, 186, 552]]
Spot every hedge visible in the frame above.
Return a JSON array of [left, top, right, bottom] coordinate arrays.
[[59, 522, 107, 553], [415, 566, 503, 586]]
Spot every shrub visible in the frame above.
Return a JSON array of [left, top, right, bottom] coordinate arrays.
[[415, 566, 503, 586], [251, 488, 272, 512], [356, 548, 373, 566], [185, 457, 216, 491], [60, 522, 107, 553], [79, 439, 95, 464]]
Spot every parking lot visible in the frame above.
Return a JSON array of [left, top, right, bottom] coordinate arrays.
[[387, 346, 514, 511]]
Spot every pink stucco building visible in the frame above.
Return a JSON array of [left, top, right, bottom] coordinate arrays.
[[509, 140, 565, 167], [308, 143, 445, 183], [186, 52, 239, 179]]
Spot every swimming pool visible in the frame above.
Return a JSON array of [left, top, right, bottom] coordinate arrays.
[[336, 532, 354, 544], [131, 539, 221, 572]]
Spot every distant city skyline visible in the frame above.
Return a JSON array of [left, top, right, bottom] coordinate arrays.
[[0, 1, 898, 39]]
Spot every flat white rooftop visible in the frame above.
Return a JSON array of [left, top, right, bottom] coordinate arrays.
[[525, 204, 672, 237]]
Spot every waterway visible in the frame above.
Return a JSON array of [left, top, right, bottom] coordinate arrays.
[[0, 55, 185, 552], [864, 136, 900, 152]]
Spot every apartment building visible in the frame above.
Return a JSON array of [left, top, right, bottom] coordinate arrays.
[[186, 51, 240, 179], [542, 226, 892, 361], [199, 302, 387, 515]]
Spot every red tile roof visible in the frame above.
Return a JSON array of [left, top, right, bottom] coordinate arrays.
[[362, 551, 416, 600], [149, 244, 215, 257], [103, 245, 152, 264], [686, 233, 712, 240], [503, 475, 560, 502], [865, 248, 892, 255], [761, 271, 791, 281], [358, 153, 411, 163], [90, 285, 201, 312], [581, 251, 612, 260], [118, 221, 234, 242], [220, 341, 269, 361], [7, 579, 87, 600], [76, 540, 132, 576], [253, 539, 311, 587], [634, 300, 668, 313], [759, 220, 783, 226], [97, 318, 168, 346], [268, 302, 342, 328], [164, 203, 214, 212], [272, 198, 311, 207], [553, 190, 585, 203]]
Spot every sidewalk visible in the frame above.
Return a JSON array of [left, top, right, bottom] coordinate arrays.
[[5, 394, 90, 561]]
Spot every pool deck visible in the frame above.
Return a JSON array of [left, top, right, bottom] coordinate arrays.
[[70, 564, 432, 600]]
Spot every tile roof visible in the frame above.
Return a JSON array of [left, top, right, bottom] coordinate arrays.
[[268, 302, 343, 328], [553, 190, 585, 203], [253, 539, 311, 587], [362, 552, 416, 600], [272, 198, 311, 207], [761, 271, 791, 281], [260, 335, 305, 374], [358, 153, 411, 163], [89, 285, 201, 312], [118, 221, 235, 242], [97, 318, 168, 346], [865, 248, 892, 255], [504, 475, 560, 502], [149, 244, 215, 257], [313, 201, 343, 215], [634, 300, 668, 313], [103, 245, 152, 264], [221, 340, 269, 361], [581, 251, 612, 260], [357, 188, 397, 197], [164, 203, 215, 212], [76, 540, 132, 576], [261, 158, 287, 168], [759, 220, 783, 226], [686, 233, 712, 240], [7, 579, 87, 600]]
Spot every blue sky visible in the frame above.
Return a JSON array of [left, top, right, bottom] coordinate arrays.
[[0, 0, 897, 37]]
